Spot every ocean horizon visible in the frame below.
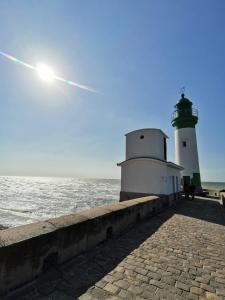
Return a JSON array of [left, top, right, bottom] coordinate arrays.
[[0, 175, 224, 228]]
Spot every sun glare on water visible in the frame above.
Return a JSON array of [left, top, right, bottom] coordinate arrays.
[[36, 63, 55, 83]]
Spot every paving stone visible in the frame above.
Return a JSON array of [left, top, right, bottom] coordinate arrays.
[[205, 292, 222, 300], [216, 289, 225, 297], [147, 271, 161, 280], [161, 275, 176, 285], [175, 281, 190, 291], [212, 272, 225, 278], [145, 265, 158, 272], [118, 289, 133, 298], [190, 287, 204, 295], [142, 290, 160, 299], [115, 266, 124, 273], [164, 284, 183, 295], [190, 280, 201, 287], [103, 274, 115, 283], [95, 279, 107, 289], [200, 283, 216, 293], [187, 293, 199, 300], [36, 282, 57, 295], [78, 293, 96, 300], [150, 279, 165, 289], [167, 267, 181, 275], [112, 272, 124, 280], [114, 280, 130, 290], [48, 290, 74, 300], [135, 267, 148, 276], [141, 283, 157, 293], [136, 274, 149, 283], [156, 289, 183, 300], [124, 269, 135, 277], [103, 283, 120, 294], [196, 276, 211, 284], [128, 285, 144, 295], [215, 277, 225, 284], [211, 280, 225, 289]]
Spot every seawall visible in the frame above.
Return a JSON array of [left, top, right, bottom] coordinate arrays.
[[0, 193, 180, 296]]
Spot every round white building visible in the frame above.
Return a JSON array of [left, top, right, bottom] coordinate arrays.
[[117, 128, 183, 201], [171, 93, 201, 189]]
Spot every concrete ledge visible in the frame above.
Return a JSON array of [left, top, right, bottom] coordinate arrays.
[[204, 189, 225, 199], [0, 194, 180, 295]]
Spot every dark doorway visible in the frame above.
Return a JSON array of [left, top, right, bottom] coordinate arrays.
[[163, 137, 167, 161]]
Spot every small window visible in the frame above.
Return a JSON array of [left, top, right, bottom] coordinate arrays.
[[182, 141, 186, 147], [140, 135, 144, 139]]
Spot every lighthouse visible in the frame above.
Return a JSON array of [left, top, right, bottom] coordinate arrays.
[[171, 93, 201, 190]]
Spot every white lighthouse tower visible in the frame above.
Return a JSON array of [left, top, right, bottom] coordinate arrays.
[[171, 93, 201, 190], [118, 128, 183, 201]]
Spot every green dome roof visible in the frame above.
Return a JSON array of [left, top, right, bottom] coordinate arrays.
[[175, 93, 192, 110]]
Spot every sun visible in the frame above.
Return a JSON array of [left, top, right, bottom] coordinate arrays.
[[36, 63, 55, 83]]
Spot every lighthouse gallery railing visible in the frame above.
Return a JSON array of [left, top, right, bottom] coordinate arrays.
[[171, 108, 198, 120]]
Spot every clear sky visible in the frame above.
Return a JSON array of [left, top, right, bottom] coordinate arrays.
[[0, 0, 225, 181]]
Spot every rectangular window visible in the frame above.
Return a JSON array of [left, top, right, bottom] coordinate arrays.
[[182, 141, 186, 147]]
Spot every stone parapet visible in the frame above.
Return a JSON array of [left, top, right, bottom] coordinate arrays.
[[120, 191, 181, 202]]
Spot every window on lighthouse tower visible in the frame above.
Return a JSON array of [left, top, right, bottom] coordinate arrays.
[[182, 141, 187, 147]]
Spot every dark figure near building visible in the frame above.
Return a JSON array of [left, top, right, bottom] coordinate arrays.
[[189, 184, 196, 200], [183, 183, 190, 199]]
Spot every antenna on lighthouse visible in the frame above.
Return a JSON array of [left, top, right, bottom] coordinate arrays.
[[180, 86, 185, 97]]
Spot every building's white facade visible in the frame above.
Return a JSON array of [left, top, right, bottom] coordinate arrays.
[[126, 129, 167, 161], [175, 127, 200, 178], [118, 129, 183, 198]]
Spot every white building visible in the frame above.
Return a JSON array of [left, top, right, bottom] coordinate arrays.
[[117, 128, 183, 201]]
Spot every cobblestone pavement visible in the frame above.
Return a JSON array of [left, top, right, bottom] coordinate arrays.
[[4, 197, 225, 300]]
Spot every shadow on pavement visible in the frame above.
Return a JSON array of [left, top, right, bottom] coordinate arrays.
[[176, 196, 225, 226]]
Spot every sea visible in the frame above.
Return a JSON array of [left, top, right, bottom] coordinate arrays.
[[0, 176, 120, 228], [0, 176, 224, 228]]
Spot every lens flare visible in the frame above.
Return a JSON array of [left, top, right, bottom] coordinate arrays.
[[36, 63, 55, 83], [0, 50, 97, 93]]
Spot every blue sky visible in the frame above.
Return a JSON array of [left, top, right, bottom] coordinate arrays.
[[0, 0, 225, 181]]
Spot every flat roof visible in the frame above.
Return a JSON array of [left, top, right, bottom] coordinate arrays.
[[125, 128, 169, 138], [117, 157, 184, 170], [166, 161, 184, 170]]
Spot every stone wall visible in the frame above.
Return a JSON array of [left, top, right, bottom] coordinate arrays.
[[0, 194, 180, 296]]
